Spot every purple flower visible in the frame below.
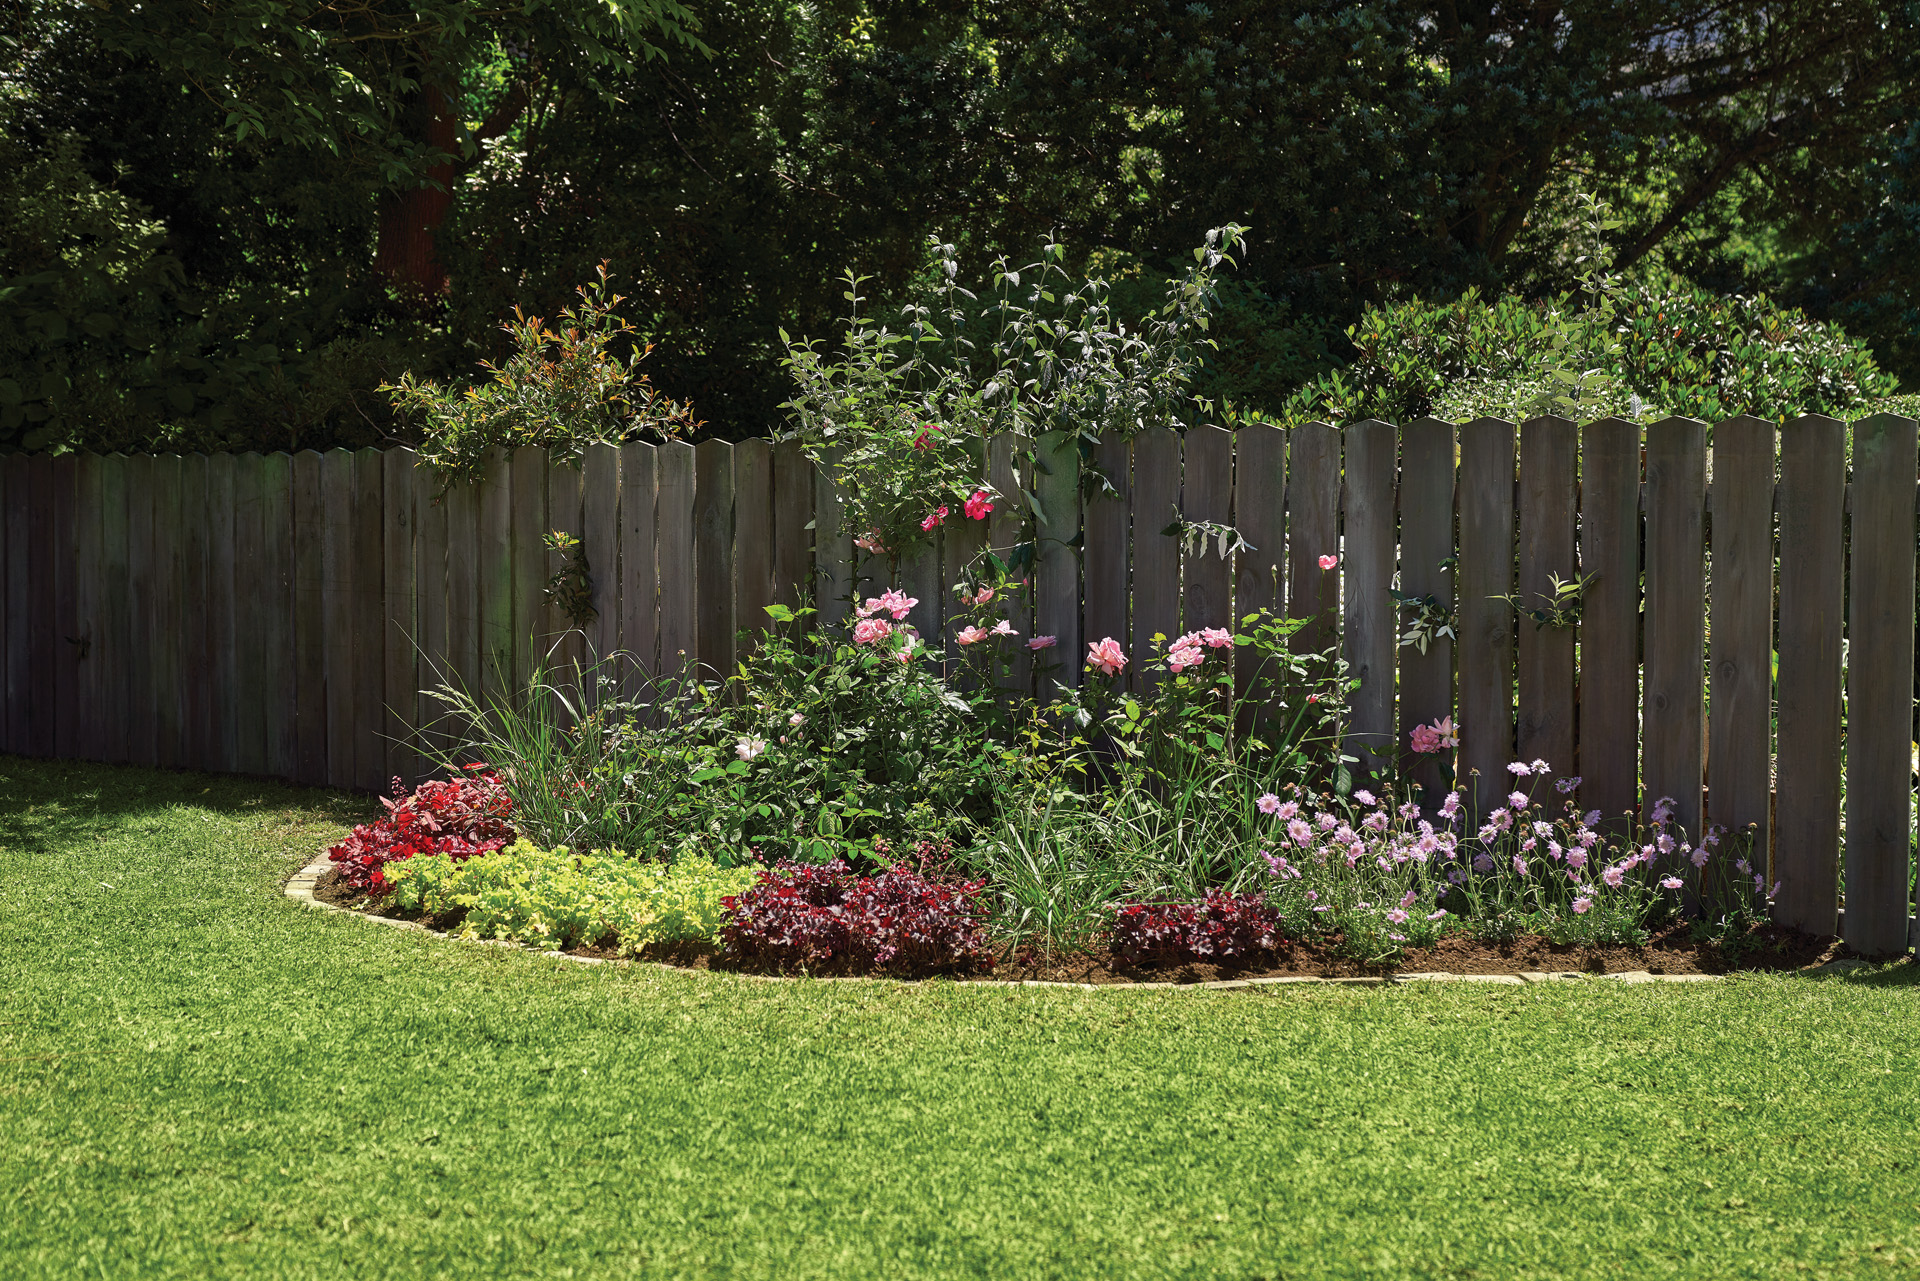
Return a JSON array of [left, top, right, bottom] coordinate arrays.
[[1508, 792, 1529, 811], [1660, 876, 1684, 890], [1256, 792, 1282, 815], [1353, 789, 1376, 806], [1386, 909, 1409, 925], [1427, 909, 1449, 921], [1572, 896, 1592, 915], [1507, 761, 1530, 776], [1601, 864, 1626, 888], [1287, 818, 1313, 846], [1512, 853, 1529, 875]]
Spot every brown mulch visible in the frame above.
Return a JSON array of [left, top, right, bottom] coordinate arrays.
[[307, 865, 1852, 982]]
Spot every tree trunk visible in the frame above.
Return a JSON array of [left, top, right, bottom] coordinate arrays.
[[373, 79, 458, 311]]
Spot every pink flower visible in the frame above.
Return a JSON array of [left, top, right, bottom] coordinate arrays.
[[911, 424, 940, 451], [1507, 761, 1530, 776], [920, 505, 950, 532], [1507, 791, 1529, 810], [971, 587, 996, 605], [1168, 642, 1204, 673], [853, 530, 887, 554], [852, 617, 894, 646], [1690, 845, 1709, 868], [964, 490, 993, 521], [1601, 864, 1626, 888], [1353, 789, 1376, 806], [1660, 876, 1684, 890], [1287, 818, 1313, 846], [1256, 793, 1282, 816], [1277, 800, 1300, 820], [955, 625, 991, 646], [1318, 554, 1339, 570], [1432, 717, 1458, 747], [1572, 896, 1592, 915], [1026, 635, 1057, 650], [1385, 909, 1409, 925], [867, 589, 917, 620], [735, 736, 766, 761], [991, 619, 1016, 637], [1086, 637, 1127, 676], [1199, 628, 1234, 648], [1409, 723, 1442, 754], [1427, 909, 1449, 921]]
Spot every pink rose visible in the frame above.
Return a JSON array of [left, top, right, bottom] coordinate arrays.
[[1168, 642, 1204, 673], [1199, 628, 1234, 648], [852, 617, 894, 646], [1318, 554, 1339, 570], [991, 620, 1015, 637], [920, 505, 950, 532], [955, 625, 990, 646], [1085, 637, 1127, 676], [1026, 635, 1057, 650], [964, 490, 993, 521]]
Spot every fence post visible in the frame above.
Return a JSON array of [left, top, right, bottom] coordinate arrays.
[[1577, 418, 1642, 832], [1458, 418, 1516, 819], [1343, 419, 1396, 779], [1516, 415, 1576, 787], [1131, 427, 1180, 695], [1844, 413, 1919, 954], [1398, 417, 1454, 799], [1707, 416, 1776, 887], [1642, 416, 1707, 839], [693, 439, 735, 684]]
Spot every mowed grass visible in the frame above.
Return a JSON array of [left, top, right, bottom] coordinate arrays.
[[2, 758, 1918, 1281]]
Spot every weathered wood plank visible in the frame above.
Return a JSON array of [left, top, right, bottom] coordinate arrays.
[[230, 454, 266, 774], [1397, 417, 1455, 797], [1516, 415, 1577, 788], [1182, 425, 1234, 643], [1706, 416, 1775, 885], [150, 454, 184, 769], [510, 446, 548, 692], [1578, 418, 1642, 830], [382, 448, 418, 786], [1083, 434, 1130, 687], [72, 452, 102, 761], [206, 452, 237, 773], [1286, 422, 1340, 660], [0, 455, 13, 755], [173, 455, 208, 767], [618, 442, 660, 695], [1773, 416, 1846, 935], [22, 454, 55, 757], [320, 450, 357, 786], [125, 455, 159, 766], [1131, 427, 1181, 694], [771, 439, 813, 632], [96, 455, 131, 764], [1233, 423, 1287, 713], [351, 449, 385, 792], [901, 533, 941, 658], [413, 458, 448, 769], [260, 453, 297, 779], [545, 458, 585, 698], [291, 451, 328, 784], [1342, 419, 1397, 778], [478, 449, 515, 712], [1034, 430, 1082, 689], [1843, 413, 1918, 955], [812, 446, 853, 634], [656, 440, 696, 681], [988, 433, 1033, 699], [1642, 416, 1707, 839], [733, 437, 774, 648], [49, 453, 78, 759], [1458, 418, 1516, 818], [693, 439, 735, 684], [581, 444, 621, 671]]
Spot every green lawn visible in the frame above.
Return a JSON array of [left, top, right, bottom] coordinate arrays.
[[2, 758, 1917, 1281]]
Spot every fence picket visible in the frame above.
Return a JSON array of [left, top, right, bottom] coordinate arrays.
[[478, 449, 515, 713], [1343, 420, 1397, 777], [383, 448, 418, 785], [511, 447, 547, 694], [1183, 425, 1233, 638], [1131, 427, 1181, 695], [1397, 418, 1454, 797], [151, 455, 184, 768], [351, 449, 385, 792], [1643, 417, 1707, 838], [771, 440, 813, 628], [96, 455, 131, 764], [545, 457, 585, 689], [260, 453, 296, 778], [812, 446, 852, 634], [1706, 416, 1775, 881], [1233, 423, 1287, 715], [319, 450, 355, 787], [1458, 418, 1516, 817], [126, 455, 159, 766], [1843, 413, 1918, 954], [230, 454, 265, 774], [582, 444, 620, 670], [1034, 431, 1082, 687], [442, 469, 480, 717], [207, 452, 237, 774], [50, 454, 78, 759], [733, 438, 773, 649], [1287, 422, 1340, 660], [694, 440, 736, 683], [656, 441, 695, 680], [1516, 415, 1576, 787], [988, 433, 1032, 699], [178, 455, 210, 768], [618, 442, 660, 689], [0, 455, 12, 755], [72, 453, 101, 761], [1578, 418, 1642, 829], [414, 458, 448, 768], [1083, 434, 1129, 686], [290, 452, 327, 784]]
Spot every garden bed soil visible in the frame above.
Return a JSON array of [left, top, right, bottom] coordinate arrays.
[[311, 866, 1851, 981]]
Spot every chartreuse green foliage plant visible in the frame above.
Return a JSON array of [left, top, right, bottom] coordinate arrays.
[[381, 838, 756, 954]]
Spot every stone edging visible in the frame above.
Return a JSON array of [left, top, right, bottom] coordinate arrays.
[[283, 850, 1867, 986]]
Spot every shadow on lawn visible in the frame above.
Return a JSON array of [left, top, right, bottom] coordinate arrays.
[[0, 753, 375, 853]]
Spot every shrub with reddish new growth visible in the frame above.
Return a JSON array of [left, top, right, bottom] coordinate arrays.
[[1110, 890, 1284, 965], [326, 768, 517, 896], [719, 860, 995, 975]]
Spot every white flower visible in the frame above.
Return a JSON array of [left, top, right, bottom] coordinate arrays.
[[735, 736, 767, 761], [788, 713, 805, 727]]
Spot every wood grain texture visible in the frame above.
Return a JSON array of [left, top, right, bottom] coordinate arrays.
[[232, 454, 265, 775], [319, 450, 355, 788], [171, 456, 205, 767], [206, 452, 237, 773], [382, 448, 418, 785], [1341, 420, 1397, 777], [478, 449, 515, 711], [1083, 435, 1130, 688], [1286, 422, 1340, 659], [694, 439, 736, 683], [443, 471, 481, 717], [1457, 418, 1516, 818], [811, 446, 852, 633], [1773, 416, 1845, 934], [1578, 418, 1643, 830], [1642, 416, 1707, 838], [1516, 415, 1577, 788], [510, 446, 548, 691], [1843, 413, 1918, 955], [352, 449, 385, 792], [1182, 425, 1234, 636], [49, 453, 78, 759], [125, 455, 158, 766], [731, 438, 774, 652], [581, 444, 621, 670], [771, 439, 814, 629], [1034, 430, 1082, 689], [1397, 418, 1455, 797], [656, 440, 696, 680], [618, 442, 659, 694], [97, 455, 132, 764], [149, 455, 183, 769], [72, 453, 101, 761], [290, 451, 327, 784], [1706, 416, 1775, 881], [1130, 427, 1181, 696], [260, 453, 296, 779], [901, 535, 941, 658], [0, 455, 13, 755], [988, 433, 1032, 699], [545, 458, 585, 687], [1232, 423, 1287, 719], [413, 460, 448, 767], [22, 454, 54, 757]]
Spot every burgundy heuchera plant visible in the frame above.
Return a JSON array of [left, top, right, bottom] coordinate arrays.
[[327, 767, 516, 895], [720, 860, 995, 974]]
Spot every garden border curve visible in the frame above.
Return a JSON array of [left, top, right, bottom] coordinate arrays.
[[285, 849, 1872, 986]]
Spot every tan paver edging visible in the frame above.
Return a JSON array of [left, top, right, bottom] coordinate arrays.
[[286, 849, 1857, 986]]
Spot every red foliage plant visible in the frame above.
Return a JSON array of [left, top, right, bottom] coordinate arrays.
[[1110, 890, 1284, 965], [326, 767, 516, 896], [719, 860, 995, 975]]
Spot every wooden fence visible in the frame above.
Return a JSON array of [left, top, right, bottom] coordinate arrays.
[[4, 414, 1918, 952]]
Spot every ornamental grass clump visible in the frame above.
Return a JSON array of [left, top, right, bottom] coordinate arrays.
[[719, 860, 994, 975]]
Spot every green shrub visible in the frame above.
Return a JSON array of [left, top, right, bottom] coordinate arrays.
[[381, 840, 758, 954]]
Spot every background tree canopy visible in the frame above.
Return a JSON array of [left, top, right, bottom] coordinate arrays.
[[3, 0, 1917, 453]]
